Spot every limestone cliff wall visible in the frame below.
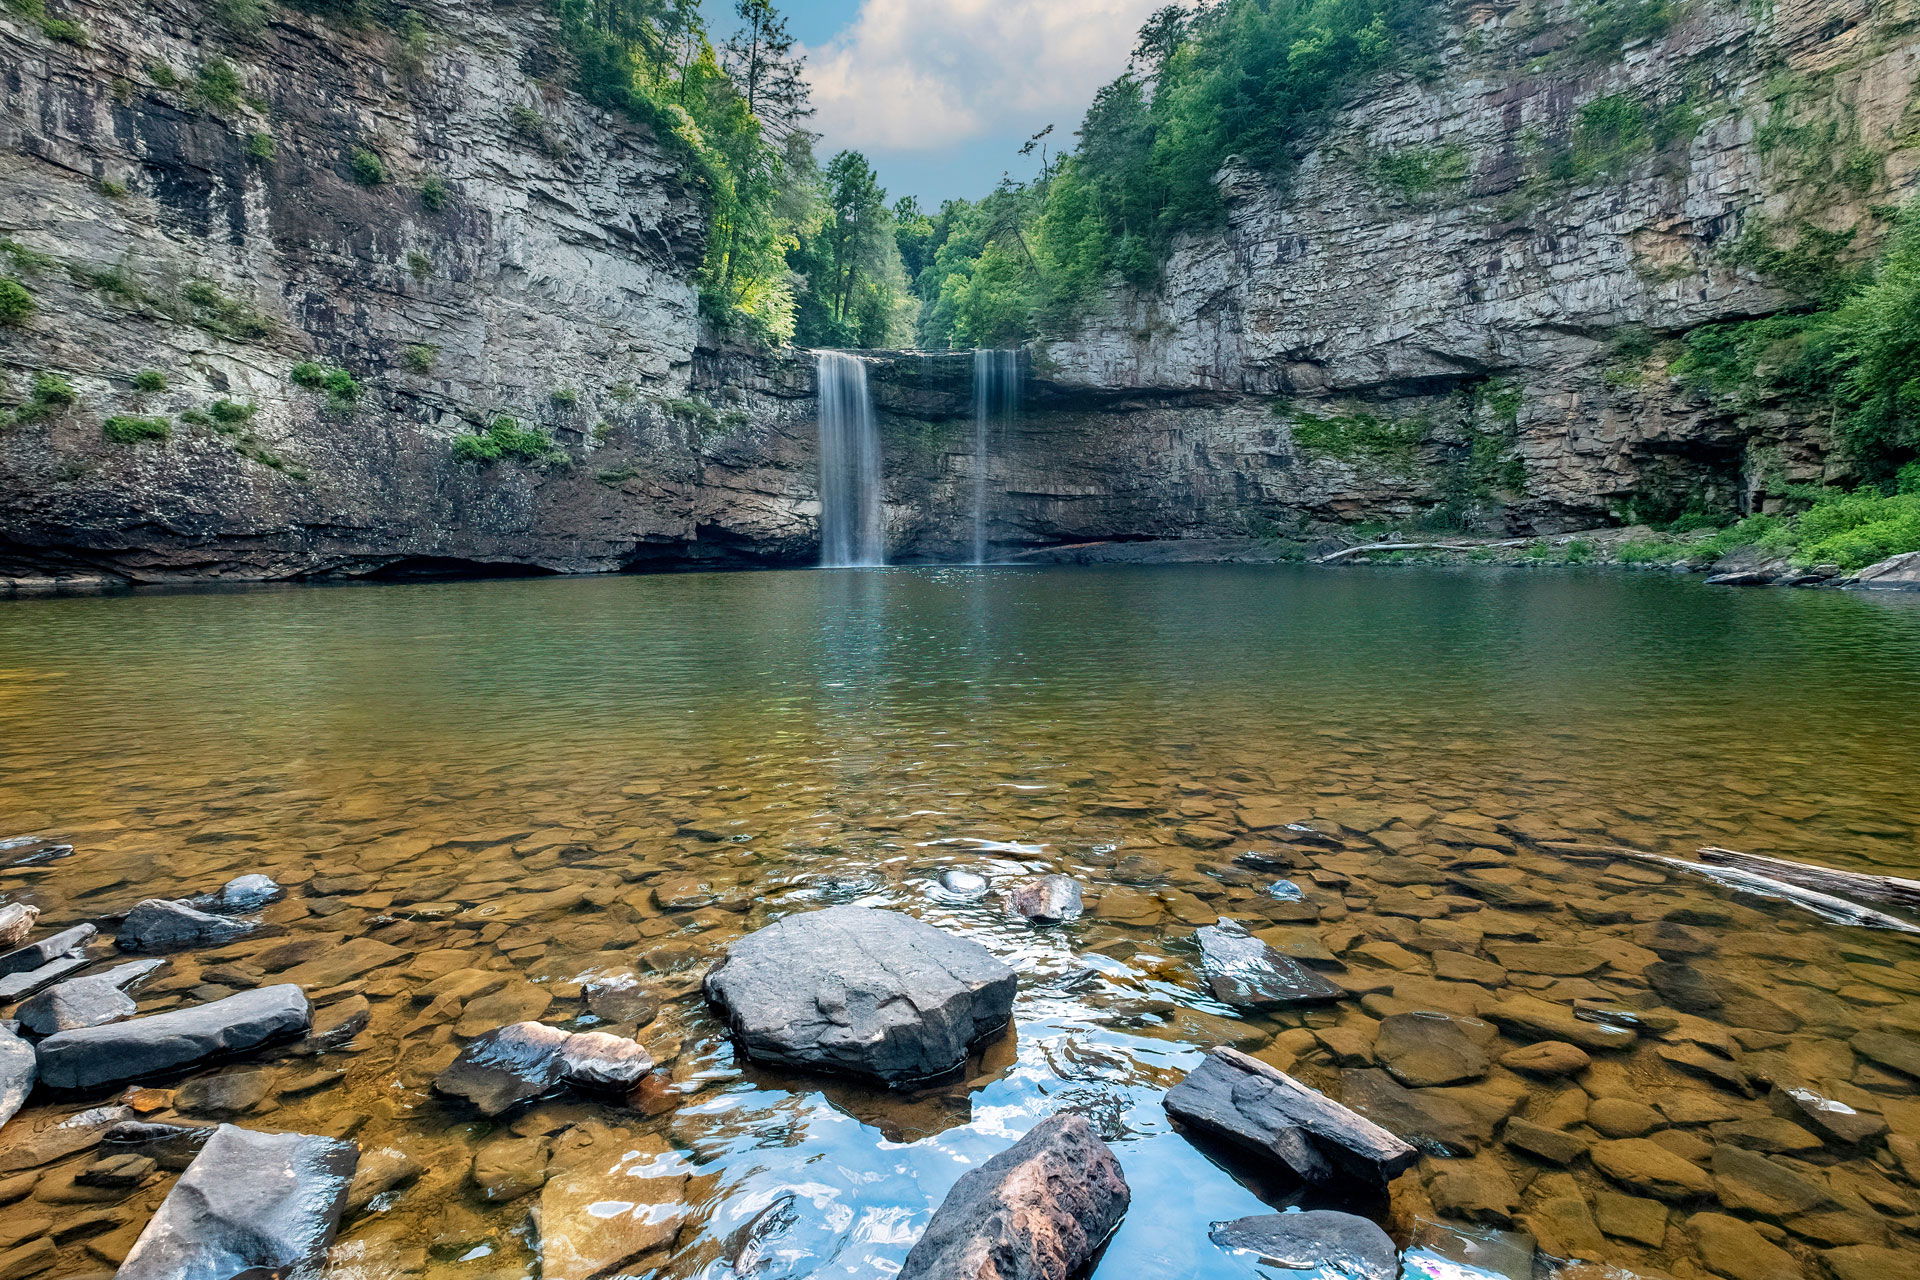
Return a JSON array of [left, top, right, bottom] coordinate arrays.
[[4, 0, 1917, 582], [0, 0, 820, 583], [1029, 0, 1920, 537]]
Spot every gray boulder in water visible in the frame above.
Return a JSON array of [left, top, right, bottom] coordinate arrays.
[[433, 1021, 655, 1115], [1196, 919, 1346, 1008], [1007, 875, 1084, 923], [1165, 1047, 1419, 1190], [897, 1113, 1129, 1280], [115, 1124, 358, 1280], [204, 874, 283, 914], [1210, 1210, 1398, 1280], [116, 899, 255, 953], [35, 983, 311, 1090], [937, 868, 991, 898], [0, 1023, 33, 1134], [704, 905, 1017, 1085], [15, 958, 164, 1036]]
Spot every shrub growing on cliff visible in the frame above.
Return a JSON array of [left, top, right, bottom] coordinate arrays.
[[193, 58, 245, 111], [348, 148, 387, 186], [131, 369, 168, 392], [290, 361, 361, 409], [451, 416, 565, 465], [246, 131, 276, 165], [0, 278, 33, 326], [182, 280, 272, 341], [419, 176, 449, 211], [104, 415, 171, 444]]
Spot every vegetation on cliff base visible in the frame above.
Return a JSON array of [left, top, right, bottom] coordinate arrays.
[[452, 416, 566, 465]]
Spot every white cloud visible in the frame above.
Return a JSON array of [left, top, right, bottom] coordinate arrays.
[[801, 0, 1174, 153]]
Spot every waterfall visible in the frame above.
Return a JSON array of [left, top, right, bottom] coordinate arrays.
[[816, 351, 887, 568], [970, 349, 1020, 565]]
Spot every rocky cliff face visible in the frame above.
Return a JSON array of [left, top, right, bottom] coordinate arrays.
[[0, 0, 823, 583], [1028, 0, 1920, 538], [3, 0, 1916, 583]]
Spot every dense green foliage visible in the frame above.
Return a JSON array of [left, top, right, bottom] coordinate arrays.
[[790, 151, 912, 347], [0, 277, 32, 326], [1674, 205, 1920, 481]]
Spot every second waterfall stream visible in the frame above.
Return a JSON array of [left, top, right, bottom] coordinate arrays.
[[815, 351, 886, 568], [970, 349, 1020, 566]]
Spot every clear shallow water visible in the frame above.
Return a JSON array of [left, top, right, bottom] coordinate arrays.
[[2, 565, 1919, 1278]]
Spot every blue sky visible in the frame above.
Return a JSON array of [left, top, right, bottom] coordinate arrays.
[[702, 0, 1175, 207]]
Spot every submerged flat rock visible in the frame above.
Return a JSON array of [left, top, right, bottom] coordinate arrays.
[[1166, 1047, 1418, 1189], [704, 905, 1017, 1085], [433, 1021, 655, 1115], [1210, 1210, 1398, 1280], [35, 983, 311, 1090], [1196, 919, 1346, 1009], [897, 1113, 1130, 1280], [116, 1124, 358, 1280], [116, 899, 256, 953]]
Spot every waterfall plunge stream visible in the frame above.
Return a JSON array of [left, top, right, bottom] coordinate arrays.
[[816, 351, 886, 568], [970, 349, 1020, 565]]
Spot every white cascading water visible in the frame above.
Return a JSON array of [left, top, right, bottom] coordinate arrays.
[[970, 349, 1020, 565], [816, 351, 887, 568]]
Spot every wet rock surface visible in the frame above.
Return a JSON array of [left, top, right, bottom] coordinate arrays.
[[1165, 1048, 1418, 1188], [14, 960, 163, 1036], [114, 1124, 357, 1280], [1209, 1210, 1397, 1280], [0, 1026, 32, 1133], [1195, 920, 1346, 1009], [897, 1113, 1129, 1280], [704, 906, 1017, 1085], [1008, 875, 1085, 923], [114, 900, 255, 953], [432, 1021, 655, 1115], [34, 984, 311, 1090]]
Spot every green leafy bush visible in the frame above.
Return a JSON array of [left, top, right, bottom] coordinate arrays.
[[194, 58, 244, 110], [419, 175, 449, 211], [402, 344, 437, 373], [0, 278, 33, 326], [210, 399, 257, 424], [97, 177, 128, 198], [348, 147, 386, 186], [246, 131, 276, 164], [290, 361, 360, 407], [104, 415, 171, 443], [32, 373, 76, 405], [131, 369, 168, 392], [451, 416, 564, 465]]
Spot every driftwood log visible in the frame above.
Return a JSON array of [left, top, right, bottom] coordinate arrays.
[[1697, 846, 1920, 911]]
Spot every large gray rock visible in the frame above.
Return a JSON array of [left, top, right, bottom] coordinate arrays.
[[200, 874, 284, 914], [115, 1124, 358, 1280], [1848, 550, 1920, 590], [897, 1113, 1129, 1280], [433, 1021, 654, 1115], [15, 958, 164, 1035], [0, 1024, 32, 1133], [35, 983, 311, 1089], [1195, 919, 1346, 1009], [116, 899, 256, 953], [704, 906, 1017, 1085], [1165, 1048, 1419, 1189], [1210, 1210, 1398, 1280]]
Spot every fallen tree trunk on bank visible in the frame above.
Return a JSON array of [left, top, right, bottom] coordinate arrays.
[[1314, 540, 1529, 563]]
